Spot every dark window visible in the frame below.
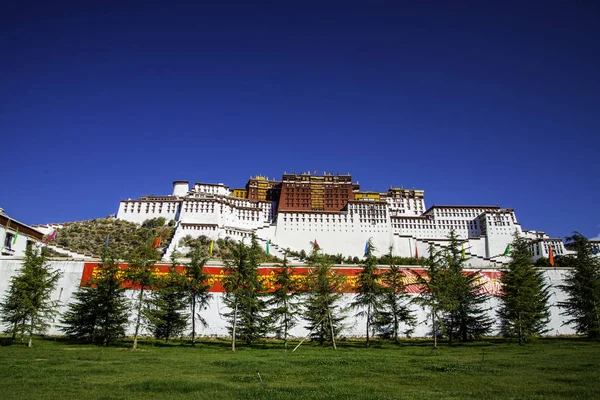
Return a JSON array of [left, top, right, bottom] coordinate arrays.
[[4, 233, 14, 249]]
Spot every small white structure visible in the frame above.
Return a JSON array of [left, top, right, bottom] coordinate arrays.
[[0, 208, 44, 257]]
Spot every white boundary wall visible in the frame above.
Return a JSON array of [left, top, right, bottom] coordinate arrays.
[[0, 258, 576, 338]]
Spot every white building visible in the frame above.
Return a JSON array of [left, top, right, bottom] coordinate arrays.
[[0, 208, 44, 257], [116, 179, 567, 266]]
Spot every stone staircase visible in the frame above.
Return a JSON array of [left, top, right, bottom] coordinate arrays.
[[412, 236, 508, 268], [161, 220, 182, 260], [255, 237, 303, 263], [43, 243, 97, 259]]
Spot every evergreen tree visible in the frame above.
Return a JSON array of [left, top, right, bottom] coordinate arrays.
[[1, 271, 29, 343], [417, 243, 446, 347], [145, 253, 190, 343], [377, 247, 416, 342], [303, 246, 346, 348], [418, 232, 493, 345], [222, 236, 267, 349], [61, 251, 129, 345], [1, 247, 61, 347], [440, 231, 493, 343], [267, 256, 300, 350], [559, 233, 600, 339], [126, 243, 160, 350], [184, 247, 212, 346], [350, 239, 383, 346], [498, 234, 551, 344]]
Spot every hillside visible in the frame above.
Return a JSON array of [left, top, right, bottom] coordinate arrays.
[[52, 217, 174, 258]]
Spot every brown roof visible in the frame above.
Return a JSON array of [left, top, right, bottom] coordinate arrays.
[[424, 205, 501, 214], [0, 214, 44, 240], [278, 210, 348, 215]]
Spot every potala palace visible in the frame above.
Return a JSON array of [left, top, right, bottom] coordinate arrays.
[[116, 172, 567, 266], [0, 173, 594, 338]]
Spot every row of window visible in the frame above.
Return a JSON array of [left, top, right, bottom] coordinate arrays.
[[122, 203, 178, 214], [434, 209, 493, 218], [183, 225, 217, 231], [2, 233, 34, 251]]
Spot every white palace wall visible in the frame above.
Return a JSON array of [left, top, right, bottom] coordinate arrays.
[[116, 182, 569, 266], [0, 258, 577, 339]]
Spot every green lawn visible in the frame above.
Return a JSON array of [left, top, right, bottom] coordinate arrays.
[[0, 337, 598, 399]]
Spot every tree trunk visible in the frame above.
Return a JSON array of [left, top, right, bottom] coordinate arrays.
[[165, 316, 170, 344], [328, 309, 337, 350], [11, 320, 17, 343], [432, 309, 437, 349], [518, 312, 523, 346], [20, 318, 26, 344], [283, 298, 288, 350], [231, 299, 238, 352], [366, 305, 371, 347], [393, 302, 399, 344], [191, 296, 196, 347], [28, 318, 34, 348], [448, 315, 453, 346], [132, 286, 145, 350]]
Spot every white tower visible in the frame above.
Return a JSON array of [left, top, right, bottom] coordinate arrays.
[[172, 181, 189, 197]]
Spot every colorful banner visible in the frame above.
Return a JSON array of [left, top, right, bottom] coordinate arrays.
[[80, 263, 502, 295]]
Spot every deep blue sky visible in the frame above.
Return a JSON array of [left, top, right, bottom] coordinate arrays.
[[1, 1, 598, 240]]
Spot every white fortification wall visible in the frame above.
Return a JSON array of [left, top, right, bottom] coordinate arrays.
[[0, 258, 576, 339]]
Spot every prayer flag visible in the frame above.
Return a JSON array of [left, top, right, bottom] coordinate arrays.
[[548, 246, 555, 267], [208, 240, 214, 255], [43, 230, 57, 244]]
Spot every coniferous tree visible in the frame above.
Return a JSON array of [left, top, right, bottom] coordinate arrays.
[[61, 251, 129, 345], [126, 243, 160, 350], [303, 246, 346, 348], [440, 231, 493, 343], [267, 256, 300, 350], [417, 243, 446, 347], [377, 247, 416, 342], [351, 239, 383, 346], [418, 232, 493, 345], [498, 234, 551, 344], [145, 253, 190, 343], [1, 271, 29, 343], [559, 233, 600, 339], [184, 247, 212, 346], [1, 246, 61, 347], [222, 236, 267, 349]]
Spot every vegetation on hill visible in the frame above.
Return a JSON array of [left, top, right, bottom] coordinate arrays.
[[283, 247, 427, 266], [178, 234, 282, 263], [51, 217, 427, 266], [53, 217, 174, 258]]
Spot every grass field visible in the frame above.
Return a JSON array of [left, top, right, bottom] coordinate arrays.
[[0, 337, 599, 399]]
